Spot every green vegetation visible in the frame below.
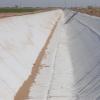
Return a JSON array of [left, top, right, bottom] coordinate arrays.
[[0, 7, 41, 13]]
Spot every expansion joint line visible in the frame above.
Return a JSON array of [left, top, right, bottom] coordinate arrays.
[[65, 12, 78, 24]]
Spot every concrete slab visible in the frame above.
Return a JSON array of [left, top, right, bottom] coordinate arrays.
[[0, 10, 63, 100], [65, 10, 100, 100], [27, 9, 100, 100], [27, 12, 65, 100], [48, 97, 76, 100]]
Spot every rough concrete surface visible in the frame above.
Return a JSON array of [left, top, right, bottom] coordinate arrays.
[[0, 10, 62, 100], [27, 10, 100, 100], [0, 9, 100, 100]]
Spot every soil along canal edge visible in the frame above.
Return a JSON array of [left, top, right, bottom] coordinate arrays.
[[14, 16, 62, 100]]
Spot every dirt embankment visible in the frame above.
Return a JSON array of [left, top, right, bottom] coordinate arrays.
[[72, 7, 100, 17]]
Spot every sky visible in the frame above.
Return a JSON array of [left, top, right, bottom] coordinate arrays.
[[0, 0, 64, 7], [0, 0, 100, 7]]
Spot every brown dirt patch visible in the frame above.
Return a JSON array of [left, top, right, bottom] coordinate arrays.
[[72, 7, 100, 17]]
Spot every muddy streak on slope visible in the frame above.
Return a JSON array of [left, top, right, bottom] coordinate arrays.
[[14, 16, 61, 100]]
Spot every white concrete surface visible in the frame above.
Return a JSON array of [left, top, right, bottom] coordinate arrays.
[[27, 10, 100, 100], [75, 13, 100, 35], [65, 10, 100, 100], [0, 10, 62, 100], [27, 12, 76, 100], [0, 9, 100, 100]]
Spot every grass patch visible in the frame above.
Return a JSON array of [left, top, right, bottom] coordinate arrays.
[[0, 7, 41, 13]]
